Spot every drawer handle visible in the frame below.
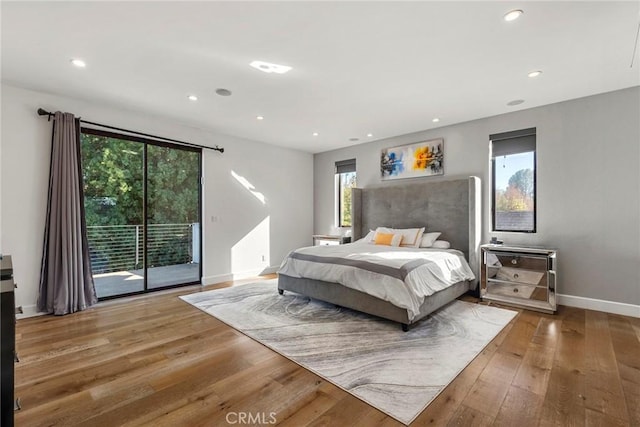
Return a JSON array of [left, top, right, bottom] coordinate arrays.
[[513, 288, 519, 293], [14, 398, 21, 411], [14, 351, 19, 363], [513, 273, 519, 279], [511, 259, 518, 265]]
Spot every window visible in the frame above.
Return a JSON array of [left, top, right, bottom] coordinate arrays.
[[490, 128, 536, 233], [335, 159, 356, 227]]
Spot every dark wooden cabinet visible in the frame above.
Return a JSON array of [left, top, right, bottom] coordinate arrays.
[[1, 255, 18, 426]]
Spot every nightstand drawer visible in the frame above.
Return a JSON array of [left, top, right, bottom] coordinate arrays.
[[312, 235, 351, 246], [489, 252, 548, 271], [488, 266, 547, 287], [315, 239, 340, 246], [485, 280, 549, 303]]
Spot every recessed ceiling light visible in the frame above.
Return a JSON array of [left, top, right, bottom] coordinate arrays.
[[507, 99, 525, 106], [504, 9, 523, 22], [312, 132, 319, 137], [432, 118, 440, 123], [187, 95, 198, 101], [70, 59, 86, 68], [215, 88, 232, 96], [256, 116, 264, 120], [367, 133, 373, 137], [527, 70, 543, 78], [250, 60, 292, 74]]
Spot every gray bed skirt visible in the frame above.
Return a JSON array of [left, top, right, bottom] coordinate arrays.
[[277, 274, 470, 329]]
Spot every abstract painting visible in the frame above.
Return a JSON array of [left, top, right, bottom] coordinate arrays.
[[381, 138, 444, 180]]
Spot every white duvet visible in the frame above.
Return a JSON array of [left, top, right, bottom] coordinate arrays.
[[278, 241, 475, 321]]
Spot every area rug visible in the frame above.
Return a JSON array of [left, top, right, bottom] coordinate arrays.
[[180, 280, 517, 425]]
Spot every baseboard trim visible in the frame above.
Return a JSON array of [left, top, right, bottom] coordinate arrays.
[[557, 294, 640, 318], [16, 304, 47, 319], [203, 273, 233, 284], [17, 288, 639, 319], [204, 266, 279, 285], [260, 266, 279, 275]]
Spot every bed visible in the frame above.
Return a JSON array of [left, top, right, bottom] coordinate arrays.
[[277, 176, 481, 330]]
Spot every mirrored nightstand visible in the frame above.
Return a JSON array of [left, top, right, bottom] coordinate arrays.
[[480, 244, 557, 314]]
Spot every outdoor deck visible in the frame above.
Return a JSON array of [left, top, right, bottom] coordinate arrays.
[[94, 263, 200, 298]]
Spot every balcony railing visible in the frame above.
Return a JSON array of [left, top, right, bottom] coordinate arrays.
[[87, 223, 199, 274]]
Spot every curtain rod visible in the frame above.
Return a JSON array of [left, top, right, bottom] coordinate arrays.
[[37, 108, 224, 153]]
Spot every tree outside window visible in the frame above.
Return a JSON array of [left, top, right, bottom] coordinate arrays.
[[491, 128, 536, 233], [338, 171, 356, 227]]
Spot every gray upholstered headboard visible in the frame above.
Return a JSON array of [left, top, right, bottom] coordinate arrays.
[[352, 176, 481, 284]]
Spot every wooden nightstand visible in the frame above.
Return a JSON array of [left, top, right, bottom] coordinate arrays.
[[480, 244, 557, 314], [312, 235, 351, 246]]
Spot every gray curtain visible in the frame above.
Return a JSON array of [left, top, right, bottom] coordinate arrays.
[[38, 112, 97, 315]]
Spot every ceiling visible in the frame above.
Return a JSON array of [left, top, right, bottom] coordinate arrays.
[[2, 1, 639, 153]]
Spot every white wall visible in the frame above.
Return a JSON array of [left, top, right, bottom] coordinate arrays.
[[315, 87, 640, 312], [0, 84, 313, 315]]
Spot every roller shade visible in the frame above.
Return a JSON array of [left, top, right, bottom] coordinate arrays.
[[490, 128, 536, 157], [335, 158, 356, 174]]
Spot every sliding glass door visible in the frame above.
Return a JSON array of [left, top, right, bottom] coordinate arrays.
[[81, 129, 201, 299], [146, 144, 201, 289]]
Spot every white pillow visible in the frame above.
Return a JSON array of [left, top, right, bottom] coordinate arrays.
[[361, 229, 376, 242], [419, 232, 442, 247], [373, 227, 424, 248], [372, 226, 391, 234], [432, 240, 451, 249], [398, 227, 425, 248]]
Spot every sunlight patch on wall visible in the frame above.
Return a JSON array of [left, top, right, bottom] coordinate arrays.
[[231, 216, 270, 275], [231, 170, 266, 204]]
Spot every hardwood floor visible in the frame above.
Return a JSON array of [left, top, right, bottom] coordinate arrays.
[[14, 276, 640, 426]]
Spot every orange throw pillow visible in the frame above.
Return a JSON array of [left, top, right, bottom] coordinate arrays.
[[374, 232, 402, 246]]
